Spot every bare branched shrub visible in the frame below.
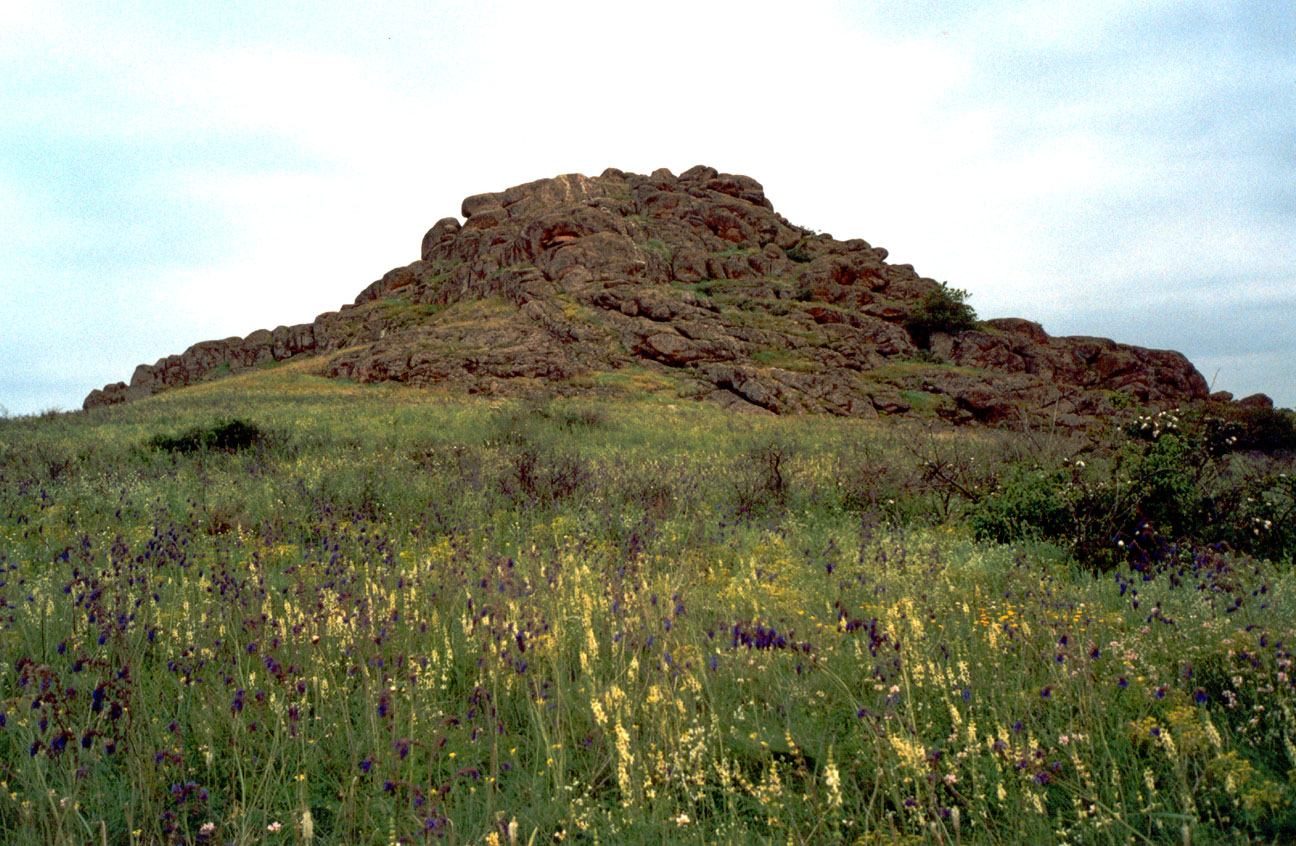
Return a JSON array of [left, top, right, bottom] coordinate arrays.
[[202, 500, 248, 536], [411, 443, 485, 487], [498, 443, 589, 508], [624, 478, 675, 520], [900, 427, 997, 522], [731, 438, 796, 513], [832, 441, 908, 517]]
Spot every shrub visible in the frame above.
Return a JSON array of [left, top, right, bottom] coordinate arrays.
[[1204, 405, 1296, 456], [904, 281, 978, 348], [731, 439, 796, 513], [831, 444, 907, 518], [553, 404, 607, 430], [971, 410, 1296, 570], [969, 467, 1071, 544], [482, 400, 606, 448], [497, 442, 589, 508], [148, 419, 269, 454]]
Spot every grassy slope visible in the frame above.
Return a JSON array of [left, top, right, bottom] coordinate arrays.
[[1, 367, 1295, 844]]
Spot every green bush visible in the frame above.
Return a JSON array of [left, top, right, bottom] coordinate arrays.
[[904, 281, 978, 348], [968, 467, 1070, 544], [147, 418, 270, 454], [972, 410, 1296, 570], [1204, 405, 1296, 455]]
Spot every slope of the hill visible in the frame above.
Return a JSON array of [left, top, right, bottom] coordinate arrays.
[[84, 165, 1214, 426], [10, 366, 1296, 843]]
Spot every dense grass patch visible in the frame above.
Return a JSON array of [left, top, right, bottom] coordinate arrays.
[[1, 369, 1294, 844]]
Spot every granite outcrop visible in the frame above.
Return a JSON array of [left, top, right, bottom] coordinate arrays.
[[85, 166, 1215, 426]]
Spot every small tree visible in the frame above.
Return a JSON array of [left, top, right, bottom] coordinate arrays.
[[905, 282, 978, 348]]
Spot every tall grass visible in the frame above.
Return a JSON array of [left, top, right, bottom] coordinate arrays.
[[1, 368, 1294, 844]]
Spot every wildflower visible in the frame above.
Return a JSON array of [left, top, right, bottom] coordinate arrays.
[[1204, 717, 1223, 751], [614, 717, 634, 807], [267, 821, 282, 833], [674, 812, 690, 826], [825, 747, 843, 809], [199, 821, 215, 836]]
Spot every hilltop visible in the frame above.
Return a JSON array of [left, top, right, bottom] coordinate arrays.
[[85, 165, 1241, 425]]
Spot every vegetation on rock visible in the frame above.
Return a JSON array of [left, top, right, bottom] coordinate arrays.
[[904, 281, 979, 349]]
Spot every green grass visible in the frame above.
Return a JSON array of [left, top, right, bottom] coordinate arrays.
[[643, 239, 673, 262], [898, 389, 950, 416], [1, 370, 1295, 844]]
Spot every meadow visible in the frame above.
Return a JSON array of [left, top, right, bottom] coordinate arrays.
[[2, 364, 1295, 845]]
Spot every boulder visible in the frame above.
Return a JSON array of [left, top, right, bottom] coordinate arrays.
[[421, 218, 461, 260], [1237, 393, 1274, 409]]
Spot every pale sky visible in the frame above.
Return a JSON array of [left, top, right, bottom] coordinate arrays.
[[2, 0, 1292, 415]]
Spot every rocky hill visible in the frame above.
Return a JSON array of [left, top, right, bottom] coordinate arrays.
[[84, 165, 1221, 426]]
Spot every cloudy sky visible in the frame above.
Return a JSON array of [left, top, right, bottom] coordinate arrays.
[[2, 0, 1292, 415]]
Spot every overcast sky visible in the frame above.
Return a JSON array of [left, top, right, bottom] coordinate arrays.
[[2, 0, 1292, 415]]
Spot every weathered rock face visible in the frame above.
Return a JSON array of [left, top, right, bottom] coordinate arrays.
[[84, 166, 1215, 427]]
